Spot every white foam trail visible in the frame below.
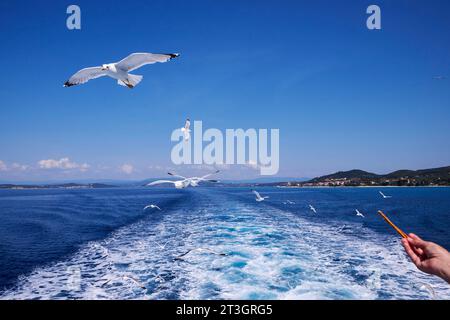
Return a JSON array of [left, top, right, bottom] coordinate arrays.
[[1, 191, 450, 300]]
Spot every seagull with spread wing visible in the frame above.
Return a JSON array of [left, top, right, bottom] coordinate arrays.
[[143, 204, 161, 211], [188, 170, 220, 186], [379, 191, 392, 199], [252, 190, 269, 202], [146, 171, 220, 189], [355, 209, 365, 218], [64, 52, 180, 88], [309, 204, 317, 214], [147, 179, 190, 189]]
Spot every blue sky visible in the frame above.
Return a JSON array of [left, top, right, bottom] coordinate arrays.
[[0, 0, 449, 181]]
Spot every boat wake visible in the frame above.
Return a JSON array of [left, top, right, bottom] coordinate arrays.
[[1, 189, 450, 300]]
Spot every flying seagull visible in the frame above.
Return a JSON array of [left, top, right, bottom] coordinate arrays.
[[379, 191, 392, 199], [252, 190, 269, 202], [355, 209, 365, 218], [181, 119, 191, 141], [143, 204, 161, 211], [147, 179, 190, 189], [64, 52, 180, 88], [147, 171, 220, 189], [122, 276, 147, 290], [309, 204, 317, 214], [153, 241, 170, 250], [188, 170, 221, 186], [175, 248, 228, 261]]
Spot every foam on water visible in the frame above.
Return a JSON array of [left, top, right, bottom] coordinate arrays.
[[1, 189, 450, 300]]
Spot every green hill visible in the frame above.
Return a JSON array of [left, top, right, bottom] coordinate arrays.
[[303, 166, 450, 186]]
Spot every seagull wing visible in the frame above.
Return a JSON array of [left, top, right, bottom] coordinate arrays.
[[200, 170, 220, 180], [147, 180, 176, 186], [115, 52, 180, 72], [64, 67, 108, 87], [168, 172, 187, 179], [252, 190, 261, 199]]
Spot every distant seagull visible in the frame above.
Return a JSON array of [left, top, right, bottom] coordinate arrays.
[[175, 248, 228, 261], [309, 204, 317, 214], [283, 200, 295, 205], [356, 209, 365, 218], [181, 119, 191, 141], [64, 52, 180, 88], [432, 76, 447, 80], [143, 204, 161, 211], [147, 171, 220, 189], [122, 276, 147, 290], [252, 190, 269, 202], [153, 241, 169, 250], [147, 179, 189, 189], [379, 191, 392, 199], [188, 170, 221, 186]]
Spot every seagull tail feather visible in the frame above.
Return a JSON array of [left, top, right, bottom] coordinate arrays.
[[126, 74, 143, 88]]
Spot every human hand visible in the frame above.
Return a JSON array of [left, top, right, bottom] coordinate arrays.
[[402, 233, 450, 284]]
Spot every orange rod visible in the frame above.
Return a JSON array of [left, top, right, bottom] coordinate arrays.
[[377, 210, 408, 239]]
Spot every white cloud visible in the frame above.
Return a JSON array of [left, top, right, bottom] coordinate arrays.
[[97, 165, 110, 170], [79, 163, 90, 172], [119, 163, 134, 174], [0, 160, 7, 171], [11, 163, 29, 171], [38, 157, 90, 171]]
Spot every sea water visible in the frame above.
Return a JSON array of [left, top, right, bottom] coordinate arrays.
[[0, 187, 449, 300]]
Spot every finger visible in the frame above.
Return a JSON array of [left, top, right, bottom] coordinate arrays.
[[408, 234, 428, 249], [414, 246, 424, 256], [409, 234, 429, 256], [410, 244, 424, 257], [409, 233, 423, 241], [402, 239, 422, 267]]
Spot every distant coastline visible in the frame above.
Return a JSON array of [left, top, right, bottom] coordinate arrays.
[[1, 165, 449, 189], [274, 185, 450, 188], [0, 183, 117, 190], [261, 166, 450, 188]]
